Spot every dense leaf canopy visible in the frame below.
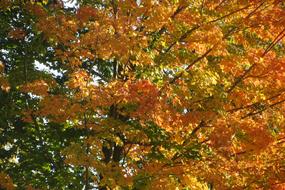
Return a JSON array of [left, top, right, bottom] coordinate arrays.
[[1, 0, 285, 189]]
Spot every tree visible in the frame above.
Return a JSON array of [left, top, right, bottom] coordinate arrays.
[[1, 0, 285, 189], [0, 2, 85, 189]]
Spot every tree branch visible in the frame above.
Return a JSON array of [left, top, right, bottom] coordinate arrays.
[[242, 98, 285, 119]]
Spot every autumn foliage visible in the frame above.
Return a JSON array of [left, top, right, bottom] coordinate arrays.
[[2, 0, 285, 189]]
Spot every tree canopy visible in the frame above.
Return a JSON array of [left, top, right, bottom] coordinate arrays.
[[1, 0, 285, 189]]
